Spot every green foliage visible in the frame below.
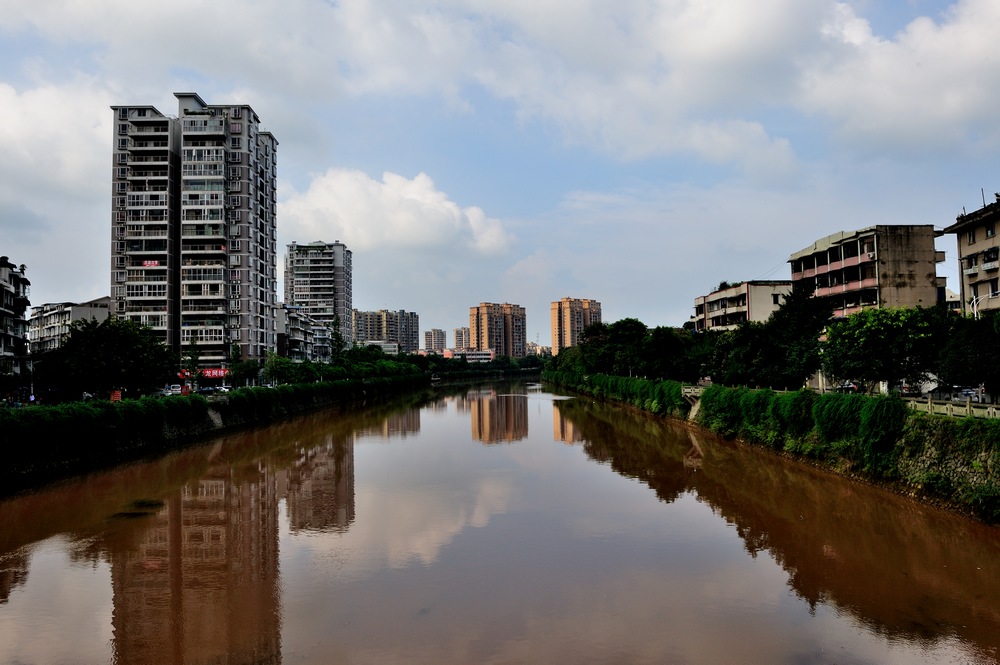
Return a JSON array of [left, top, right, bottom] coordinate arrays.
[[32, 317, 178, 401], [858, 394, 908, 476], [822, 306, 949, 393], [812, 392, 867, 443]]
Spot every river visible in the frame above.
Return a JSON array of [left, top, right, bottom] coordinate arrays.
[[1, 381, 998, 664]]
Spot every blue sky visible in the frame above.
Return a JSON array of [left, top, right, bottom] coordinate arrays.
[[2, 0, 999, 346]]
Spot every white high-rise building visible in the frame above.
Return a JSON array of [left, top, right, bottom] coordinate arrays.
[[110, 92, 278, 366], [284, 240, 353, 348]]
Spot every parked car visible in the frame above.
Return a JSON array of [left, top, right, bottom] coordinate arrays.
[[835, 381, 860, 393], [952, 387, 981, 403]]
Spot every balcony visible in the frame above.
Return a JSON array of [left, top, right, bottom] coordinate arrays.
[[964, 267, 980, 276], [984, 261, 999, 271]]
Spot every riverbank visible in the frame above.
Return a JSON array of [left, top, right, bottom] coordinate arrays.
[[0, 375, 428, 497], [542, 370, 1000, 524]]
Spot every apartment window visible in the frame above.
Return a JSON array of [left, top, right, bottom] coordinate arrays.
[[117, 138, 128, 150], [136, 109, 147, 117], [117, 108, 128, 119], [116, 182, 127, 193], [118, 123, 129, 135], [117, 153, 127, 164], [230, 137, 242, 150], [115, 167, 128, 178], [987, 224, 996, 239], [114, 271, 126, 283], [772, 294, 781, 305], [230, 240, 242, 252], [229, 255, 241, 266], [231, 107, 242, 119], [968, 230, 977, 245]]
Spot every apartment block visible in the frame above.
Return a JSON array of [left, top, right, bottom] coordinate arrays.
[[29, 296, 111, 354], [453, 327, 471, 352], [550, 297, 601, 355], [352, 309, 419, 353], [789, 225, 944, 318], [424, 328, 446, 353], [276, 304, 318, 363], [0, 257, 30, 379], [469, 302, 526, 358], [111, 92, 278, 367], [284, 240, 352, 348], [943, 197, 1000, 317], [691, 281, 790, 332]]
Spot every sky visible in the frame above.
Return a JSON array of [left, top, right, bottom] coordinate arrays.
[[2, 0, 999, 346]]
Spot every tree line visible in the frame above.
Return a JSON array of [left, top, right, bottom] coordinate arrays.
[[548, 284, 1000, 397], [22, 317, 543, 404]]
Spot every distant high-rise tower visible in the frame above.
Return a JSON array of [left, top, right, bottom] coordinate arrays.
[[424, 328, 446, 352], [352, 309, 419, 353], [551, 297, 601, 355], [469, 302, 526, 358], [284, 240, 353, 348], [110, 92, 278, 365], [453, 327, 470, 351]]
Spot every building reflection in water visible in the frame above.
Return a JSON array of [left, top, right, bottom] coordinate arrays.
[[552, 404, 583, 444], [469, 389, 529, 444], [108, 429, 360, 665], [0, 549, 29, 604], [110, 466, 282, 665], [286, 434, 356, 533], [355, 410, 421, 440]]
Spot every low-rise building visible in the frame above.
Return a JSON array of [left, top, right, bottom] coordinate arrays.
[[28, 296, 111, 354], [692, 281, 791, 332], [0, 257, 30, 381], [276, 304, 318, 362], [942, 197, 1000, 317], [789, 225, 945, 318]]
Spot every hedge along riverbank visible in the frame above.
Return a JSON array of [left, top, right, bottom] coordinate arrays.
[[695, 384, 1000, 523], [0, 374, 427, 496], [541, 370, 691, 419]]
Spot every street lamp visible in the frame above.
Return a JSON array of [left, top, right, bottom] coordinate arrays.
[[969, 293, 995, 320]]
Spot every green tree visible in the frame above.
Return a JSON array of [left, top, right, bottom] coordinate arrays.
[[33, 317, 177, 401], [822, 307, 947, 393]]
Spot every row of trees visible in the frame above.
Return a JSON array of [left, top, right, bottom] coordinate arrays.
[[22, 317, 545, 404], [549, 285, 1000, 395]]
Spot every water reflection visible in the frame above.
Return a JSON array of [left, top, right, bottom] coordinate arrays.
[[555, 397, 1000, 662], [1, 388, 998, 664]]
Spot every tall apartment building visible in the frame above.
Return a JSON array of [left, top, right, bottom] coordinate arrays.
[[453, 327, 470, 351], [469, 302, 526, 358], [550, 297, 602, 355], [111, 92, 278, 367], [424, 328, 446, 352], [0, 257, 30, 380], [352, 309, 419, 353], [789, 225, 944, 318], [28, 296, 111, 354], [943, 197, 1000, 317], [284, 240, 352, 348], [691, 281, 790, 332]]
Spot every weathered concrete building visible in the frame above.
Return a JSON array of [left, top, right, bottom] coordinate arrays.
[[942, 197, 1000, 317], [692, 281, 791, 332], [789, 225, 945, 317]]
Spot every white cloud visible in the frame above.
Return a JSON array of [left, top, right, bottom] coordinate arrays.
[[279, 168, 513, 255]]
